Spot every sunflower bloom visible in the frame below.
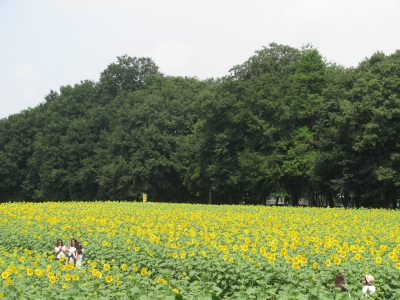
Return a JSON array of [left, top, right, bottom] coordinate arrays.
[[140, 268, 148, 276], [172, 289, 179, 294], [325, 259, 331, 267], [1, 271, 10, 279]]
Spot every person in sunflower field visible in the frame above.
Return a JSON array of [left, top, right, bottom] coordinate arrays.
[[333, 273, 348, 293], [66, 238, 77, 264], [362, 274, 376, 297], [75, 242, 86, 268], [54, 239, 67, 260]]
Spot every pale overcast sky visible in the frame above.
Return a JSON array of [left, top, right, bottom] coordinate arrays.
[[1, 0, 399, 119]]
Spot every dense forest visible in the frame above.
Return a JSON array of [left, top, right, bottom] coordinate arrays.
[[1, 43, 400, 208]]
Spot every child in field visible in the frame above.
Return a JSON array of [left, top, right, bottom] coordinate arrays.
[[75, 242, 85, 268], [362, 274, 376, 297]]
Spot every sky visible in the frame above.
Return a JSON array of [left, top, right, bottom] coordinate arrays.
[[1, 0, 400, 119]]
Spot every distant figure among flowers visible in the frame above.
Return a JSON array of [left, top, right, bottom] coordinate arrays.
[[54, 239, 66, 260], [333, 273, 348, 293], [75, 242, 86, 268], [67, 238, 77, 264], [362, 274, 376, 297]]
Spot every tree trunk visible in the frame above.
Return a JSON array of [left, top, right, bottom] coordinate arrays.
[[290, 186, 299, 206], [328, 193, 336, 207], [387, 190, 397, 209], [186, 191, 191, 203], [208, 184, 212, 205], [392, 193, 398, 209], [293, 195, 299, 206], [355, 196, 360, 208], [308, 189, 314, 207], [289, 187, 293, 206], [315, 195, 320, 207]]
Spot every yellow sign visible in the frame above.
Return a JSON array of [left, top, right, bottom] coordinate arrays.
[[143, 194, 147, 203]]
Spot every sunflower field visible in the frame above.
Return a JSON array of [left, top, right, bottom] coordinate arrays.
[[0, 202, 399, 299]]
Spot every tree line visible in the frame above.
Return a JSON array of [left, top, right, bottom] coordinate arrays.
[[1, 43, 399, 208]]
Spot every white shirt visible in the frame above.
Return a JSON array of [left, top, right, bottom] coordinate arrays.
[[55, 246, 66, 259], [68, 246, 76, 256], [362, 285, 376, 297], [76, 254, 83, 268]]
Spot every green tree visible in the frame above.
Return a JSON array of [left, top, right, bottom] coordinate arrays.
[[231, 43, 302, 204], [23, 81, 103, 200], [315, 51, 400, 208], [282, 46, 327, 205], [187, 80, 244, 204], [313, 64, 356, 207], [344, 51, 400, 208], [0, 109, 38, 201], [95, 76, 206, 201], [99, 55, 161, 97]]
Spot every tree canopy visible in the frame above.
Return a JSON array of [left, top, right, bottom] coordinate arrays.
[[1, 45, 399, 208]]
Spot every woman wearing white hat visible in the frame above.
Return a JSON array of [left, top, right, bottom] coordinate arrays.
[[362, 274, 376, 297]]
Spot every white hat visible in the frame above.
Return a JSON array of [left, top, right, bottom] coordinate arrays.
[[365, 274, 375, 284]]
